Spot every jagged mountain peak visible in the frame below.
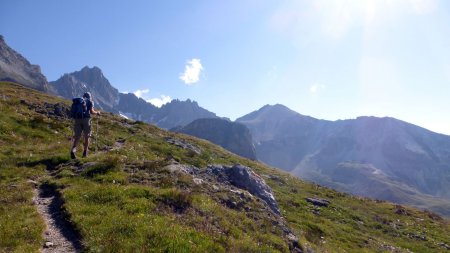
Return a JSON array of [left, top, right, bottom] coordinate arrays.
[[78, 65, 104, 77], [50, 66, 119, 112], [81, 65, 101, 71]]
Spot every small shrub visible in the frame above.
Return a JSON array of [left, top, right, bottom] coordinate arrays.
[[159, 188, 193, 213]]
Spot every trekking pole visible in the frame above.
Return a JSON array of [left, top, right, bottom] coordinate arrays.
[[95, 114, 99, 153], [71, 119, 75, 144]]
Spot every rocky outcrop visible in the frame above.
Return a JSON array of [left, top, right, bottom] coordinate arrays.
[[165, 137, 202, 155], [159, 161, 301, 252], [306, 198, 330, 207], [0, 35, 49, 92], [173, 118, 256, 160], [20, 99, 71, 119], [207, 164, 280, 215]]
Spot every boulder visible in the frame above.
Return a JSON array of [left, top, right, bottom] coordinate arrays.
[[208, 164, 280, 215], [165, 137, 201, 155], [306, 198, 330, 207]]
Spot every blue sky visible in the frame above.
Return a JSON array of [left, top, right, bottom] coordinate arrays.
[[1, 0, 450, 135]]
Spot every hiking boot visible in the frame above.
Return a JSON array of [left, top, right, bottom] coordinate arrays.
[[82, 150, 88, 158]]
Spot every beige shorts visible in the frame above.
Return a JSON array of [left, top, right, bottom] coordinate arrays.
[[74, 118, 92, 139]]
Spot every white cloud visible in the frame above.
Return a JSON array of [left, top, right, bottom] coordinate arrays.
[[309, 83, 325, 94], [180, 58, 203, 85], [133, 88, 172, 107], [147, 95, 172, 108], [133, 89, 150, 99]]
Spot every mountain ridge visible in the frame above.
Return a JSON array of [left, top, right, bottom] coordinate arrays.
[[237, 104, 450, 216], [49, 65, 217, 129]]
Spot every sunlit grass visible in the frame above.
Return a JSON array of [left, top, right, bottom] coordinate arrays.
[[1, 82, 449, 252]]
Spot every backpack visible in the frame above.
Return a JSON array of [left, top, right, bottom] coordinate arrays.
[[70, 97, 87, 119]]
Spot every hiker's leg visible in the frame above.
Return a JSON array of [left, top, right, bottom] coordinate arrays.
[[83, 134, 90, 156], [72, 135, 81, 149], [71, 119, 82, 158], [82, 118, 92, 157]]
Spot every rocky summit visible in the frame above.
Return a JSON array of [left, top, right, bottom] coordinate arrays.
[[50, 66, 120, 112]]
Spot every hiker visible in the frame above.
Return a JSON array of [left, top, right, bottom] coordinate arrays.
[[70, 92, 100, 159]]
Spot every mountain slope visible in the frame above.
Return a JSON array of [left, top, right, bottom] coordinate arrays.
[[237, 104, 331, 170], [1, 82, 450, 252], [0, 35, 49, 92], [173, 118, 257, 160], [237, 105, 450, 216]]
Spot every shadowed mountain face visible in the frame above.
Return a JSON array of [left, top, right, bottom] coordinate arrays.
[[154, 99, 217, 129], [49, 66, 216, 129], [238, 104, 450, 216], [116, 93, 158, 121], [174, 118, 256, 160], [0, 35, 49, 92]]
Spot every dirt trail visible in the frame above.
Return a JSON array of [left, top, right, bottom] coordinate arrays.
[[30, 138, 126, 252], [32, 184, 82, 253]]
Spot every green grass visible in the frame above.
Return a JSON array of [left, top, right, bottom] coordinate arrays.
[[1, 82, 450, 252], [0, 166, 45, 253]]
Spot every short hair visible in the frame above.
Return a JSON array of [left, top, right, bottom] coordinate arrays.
[[83, 92, 91, 99]]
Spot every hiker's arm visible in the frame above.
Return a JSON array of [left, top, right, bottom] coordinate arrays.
[[90, 108, 100, 115]]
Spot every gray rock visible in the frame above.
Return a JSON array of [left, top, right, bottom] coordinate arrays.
[[438, 242, 450, 250], [164, 161, 198, 175], [44, 241, 54, 248], [208, 164, 281, 215], [193, 178, 203, 185], [165, 137, 201, 155], [306, 198, 330, 207]]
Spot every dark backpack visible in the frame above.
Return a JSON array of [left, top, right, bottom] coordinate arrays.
[[70, 98, 87, 119]]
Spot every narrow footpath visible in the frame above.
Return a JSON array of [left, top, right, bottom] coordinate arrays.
[[32, 184, 82, 253]]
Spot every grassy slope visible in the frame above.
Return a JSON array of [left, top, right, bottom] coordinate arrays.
[[0, 82, 449, 252]]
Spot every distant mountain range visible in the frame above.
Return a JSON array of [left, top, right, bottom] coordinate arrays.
[[237, 104, 450, 216], [49, 66, 217, 129], [2, 35, 450, 216]]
